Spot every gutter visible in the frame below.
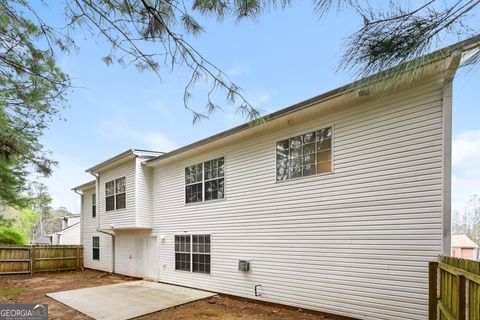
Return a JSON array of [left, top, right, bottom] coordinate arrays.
[[145, 35, 480, 167]]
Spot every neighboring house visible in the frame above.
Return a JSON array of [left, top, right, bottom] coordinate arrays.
[[72, 38, 479, 320], [452, 234, 478, 260], [32, 236, 51, 245], [49, 214, 81, 245]]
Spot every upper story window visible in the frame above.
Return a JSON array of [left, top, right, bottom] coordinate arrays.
[[276, 127, 332, 181], [105, 177, 126, 211], [92, 193, 96, 218], [185, 157, 224, 204]]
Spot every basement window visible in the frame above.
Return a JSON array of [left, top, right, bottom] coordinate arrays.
[[185, 157, 224, 204], [105, 177, 126, 211], [92, 236, 100, 260], [276, 127, 332, 181], [175, 234, 211, 274], [92, 193, 96, 218]]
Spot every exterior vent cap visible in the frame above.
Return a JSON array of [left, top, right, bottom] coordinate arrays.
[[238, 260, 251, 272]]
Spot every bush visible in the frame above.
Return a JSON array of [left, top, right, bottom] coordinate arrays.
[[0, 227, 26, 245]]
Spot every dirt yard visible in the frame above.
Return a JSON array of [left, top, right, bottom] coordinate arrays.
[[0, 270, 345, 320]]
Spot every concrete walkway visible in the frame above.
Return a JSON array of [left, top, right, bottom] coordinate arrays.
[[47, 281, 216, 320]]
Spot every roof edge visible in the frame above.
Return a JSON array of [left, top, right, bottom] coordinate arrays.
[[146, 36, 478, 166], [71, 180, 96, 191], [86, 149, 164, 174]]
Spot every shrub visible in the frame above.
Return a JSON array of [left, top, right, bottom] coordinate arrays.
[[0, 227, 26, 245]]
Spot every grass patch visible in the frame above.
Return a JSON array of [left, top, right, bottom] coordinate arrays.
[[0, 287, 26, 296]]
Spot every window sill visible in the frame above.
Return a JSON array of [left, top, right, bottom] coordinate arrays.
[[184, 198, 226, 206], [173, 269, 211, 276], [275, 170, 334, 184], [105, 208, 128, 213]]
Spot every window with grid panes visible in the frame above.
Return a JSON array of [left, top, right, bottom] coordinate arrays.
[[174, 235, 191, 271], [192, 235, 211, 273], [92, 193, 96, 218], [185, 157, 224, 203], [105, 177, 126, 211], [175, 235, 211, 274], [92, 236, 100, 260], [276, 127, 332, 181]]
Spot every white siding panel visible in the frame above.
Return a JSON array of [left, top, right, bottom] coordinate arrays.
[[151, 81, 447, 320], [81, 189, 113, 272], [58, 224, 80, 245], [98, 161, 136, 229], [136, 157, 152, 227]]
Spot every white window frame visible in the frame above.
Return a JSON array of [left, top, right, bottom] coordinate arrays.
[[184, 157, 225, 204], [105, 177, 126, 211], [275, 125, 334, 182], [92, 236, 100, 260], [174, 234, 211, 274], [92, 193, 96, 218]]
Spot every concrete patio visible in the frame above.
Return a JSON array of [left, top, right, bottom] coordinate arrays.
[[47, 280, 216, 320]]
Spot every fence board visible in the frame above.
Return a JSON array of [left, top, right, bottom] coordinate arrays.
[[430, 256, 480, 320], [0, 245, 83, 275]]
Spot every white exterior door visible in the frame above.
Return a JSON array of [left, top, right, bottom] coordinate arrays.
[[145, 237, 158, 280], [132, 237, 145, 278], [115, 234, 157, 279]]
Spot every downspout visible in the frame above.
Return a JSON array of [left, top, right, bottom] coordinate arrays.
[[73, 189, 84, 246], [90, 172, 116, 273]]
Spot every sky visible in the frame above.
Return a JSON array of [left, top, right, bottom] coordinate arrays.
[[31, 2, 480, 215]]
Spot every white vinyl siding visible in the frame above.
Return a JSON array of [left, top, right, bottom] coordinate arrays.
[[81, 188, 112, 272], [136, 157, 152, 227], [151, 80, 447, 320], [98, 161, 136, 229]]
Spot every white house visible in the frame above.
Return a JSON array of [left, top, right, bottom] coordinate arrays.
[[72, 38, 479, 320], [49, 214, 81, 245]]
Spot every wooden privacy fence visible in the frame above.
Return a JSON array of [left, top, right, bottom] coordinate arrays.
[[0, 245, 83, 275], [429, 255, 480, 320]]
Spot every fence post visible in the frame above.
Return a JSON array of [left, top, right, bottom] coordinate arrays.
[[458, 274, 466, 320], [76, 246, 80, 270], [429, 261, 438, 320], [30, 245, 35, 275]]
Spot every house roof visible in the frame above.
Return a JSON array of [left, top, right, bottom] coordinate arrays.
[[452, 234, 479, 249], [85, 149, 163, 174], [145, 35, 480, 167], [73, 150, 164, 192], [56, 221, 80, 234], [33, 236, 51, 245], [71, 180, 95, 192]]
